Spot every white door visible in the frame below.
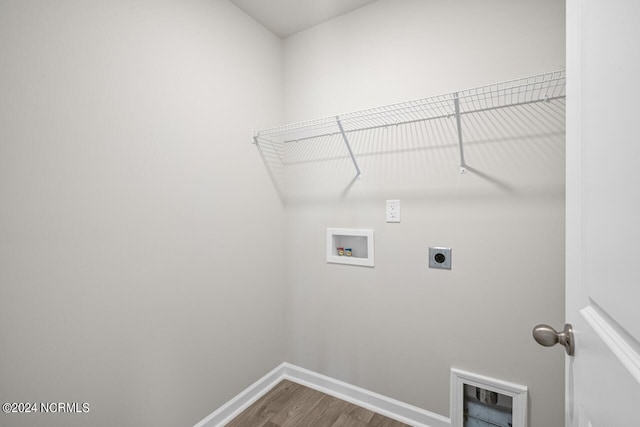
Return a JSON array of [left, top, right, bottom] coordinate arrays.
[[566, 0, 640, 425]]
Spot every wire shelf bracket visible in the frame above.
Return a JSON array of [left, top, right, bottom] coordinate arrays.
[[453, 92, 467, 174], [336, 115, 362, 180]]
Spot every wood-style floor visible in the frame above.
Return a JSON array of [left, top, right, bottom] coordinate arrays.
[[226, 380, 410, 427]]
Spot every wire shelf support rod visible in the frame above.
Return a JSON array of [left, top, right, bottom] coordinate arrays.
[[453, 92, 467, 174], [336, 115, 362, 180]]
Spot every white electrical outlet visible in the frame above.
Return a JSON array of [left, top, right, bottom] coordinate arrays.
[[386, 200, 400, 223]]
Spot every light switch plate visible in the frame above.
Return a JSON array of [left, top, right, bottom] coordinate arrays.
[[386, 200, 400, 223], [429, 247, 452, 269]]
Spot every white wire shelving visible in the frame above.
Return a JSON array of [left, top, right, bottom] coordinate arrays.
[[253, 70, 566, 179]]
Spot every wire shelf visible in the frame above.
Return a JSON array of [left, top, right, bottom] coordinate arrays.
[[254, 70, 565, 144], [254, 70, 566, 197]]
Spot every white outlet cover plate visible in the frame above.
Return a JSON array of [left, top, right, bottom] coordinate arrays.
[[386, 200, 400, 223]]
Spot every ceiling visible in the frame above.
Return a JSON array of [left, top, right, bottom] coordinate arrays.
[[229, 0, 379, 38]]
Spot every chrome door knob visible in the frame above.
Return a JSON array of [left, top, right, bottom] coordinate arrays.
[[532, 323, 575, 356]]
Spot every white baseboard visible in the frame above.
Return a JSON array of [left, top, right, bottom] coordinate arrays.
[[194, 362, 451, 427], [193, 364, 284, 427]]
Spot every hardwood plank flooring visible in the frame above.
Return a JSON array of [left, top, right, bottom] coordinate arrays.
[[226, 380, 410, 427]]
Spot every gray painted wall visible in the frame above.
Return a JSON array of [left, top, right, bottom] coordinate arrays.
[[0, 1, 285, 426], [282, 1, 566, 426]]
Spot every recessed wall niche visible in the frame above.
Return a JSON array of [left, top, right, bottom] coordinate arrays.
[[450, 368, 528, 427], [326, 228, 374, 267]]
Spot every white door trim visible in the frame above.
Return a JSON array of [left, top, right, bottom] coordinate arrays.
[[581, 305, 640, 383]]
